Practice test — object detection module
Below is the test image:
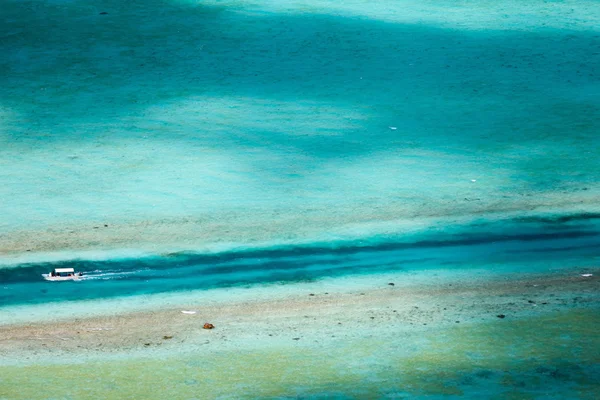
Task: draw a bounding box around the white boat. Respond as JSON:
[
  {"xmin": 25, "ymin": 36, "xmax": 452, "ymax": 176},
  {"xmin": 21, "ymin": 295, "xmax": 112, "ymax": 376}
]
[{"xmin": 42, "ymin": 267, "xmax": 83, "ymax": 281}]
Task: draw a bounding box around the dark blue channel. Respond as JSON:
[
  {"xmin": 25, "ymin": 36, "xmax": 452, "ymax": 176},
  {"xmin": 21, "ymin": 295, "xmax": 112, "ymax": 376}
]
[{"xmin": 1, "ymin": 216, "xmax": 599, "ymax": 307}]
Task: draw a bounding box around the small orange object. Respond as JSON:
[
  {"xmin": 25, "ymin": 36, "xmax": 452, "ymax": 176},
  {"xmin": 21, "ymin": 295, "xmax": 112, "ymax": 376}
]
[{"xmin": 203, "ymin": 323, "xmax": 214, "ymax": 329}]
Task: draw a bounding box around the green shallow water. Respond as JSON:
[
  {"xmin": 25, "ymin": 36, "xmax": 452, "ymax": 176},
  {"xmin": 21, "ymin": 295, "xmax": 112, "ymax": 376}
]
[{"xmin": 2, "ymin": 309, "xmax": 598, "ymax": 399}]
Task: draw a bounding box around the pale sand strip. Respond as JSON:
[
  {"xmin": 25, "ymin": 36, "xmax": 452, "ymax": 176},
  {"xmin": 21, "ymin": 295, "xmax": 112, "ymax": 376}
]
[
  {"xmin": 2, "ymin": 199, "xmax": 599, "ymax": 264},
  {"xmin": 1, "ymin": 271, "xmax": 597, "ymax": 366}
]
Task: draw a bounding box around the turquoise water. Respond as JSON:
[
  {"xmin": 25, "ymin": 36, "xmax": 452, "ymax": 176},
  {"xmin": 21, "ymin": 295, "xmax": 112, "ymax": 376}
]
[
  {"xmin": 1, "ymin": 0, "xmax": 600, "ymax": 398},
  {"xmin": 1, "ymin": 0, "xmax": 599, "ymax": 244},
  {"xmin": 1, "ymin": 214, "xmax": 600, "ymax": 307}
]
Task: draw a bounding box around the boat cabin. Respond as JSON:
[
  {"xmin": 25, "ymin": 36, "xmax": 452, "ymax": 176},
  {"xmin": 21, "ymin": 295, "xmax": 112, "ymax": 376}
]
[
  {"xmin": 43, "ymin": 267, "xmax": 82, "ymax": 281},
  {"xmin": 52, "ymin": 268, "xmax": 76, "ymax": 277}
]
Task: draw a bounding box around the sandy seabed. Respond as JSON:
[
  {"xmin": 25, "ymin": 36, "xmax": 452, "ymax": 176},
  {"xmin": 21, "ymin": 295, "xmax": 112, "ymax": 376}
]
[{"xmin": 1, "ymin": 269, "xmax": 598, "ymax": 399}]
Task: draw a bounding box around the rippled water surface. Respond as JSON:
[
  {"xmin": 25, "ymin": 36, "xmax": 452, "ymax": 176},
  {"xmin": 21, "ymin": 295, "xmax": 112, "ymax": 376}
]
[{"xmin": 1, "ymin": 0, "xmax": 599, "ymax": 398}]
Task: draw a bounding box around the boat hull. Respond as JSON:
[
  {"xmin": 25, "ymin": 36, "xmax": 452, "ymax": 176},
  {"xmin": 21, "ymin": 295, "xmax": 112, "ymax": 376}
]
[{"xmin": 42, "ymin": 274, "xmax": 81, "ymax": 282}]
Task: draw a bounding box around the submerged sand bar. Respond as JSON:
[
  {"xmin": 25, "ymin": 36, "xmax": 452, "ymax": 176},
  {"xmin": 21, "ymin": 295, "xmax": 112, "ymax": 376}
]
[
  {"xmin": 1, "ymin": 268, "xmax": 599, "ymax": 399},
  {"xmin": 2, "ymin": 269, "xmax": 598, "ymax": 366}
]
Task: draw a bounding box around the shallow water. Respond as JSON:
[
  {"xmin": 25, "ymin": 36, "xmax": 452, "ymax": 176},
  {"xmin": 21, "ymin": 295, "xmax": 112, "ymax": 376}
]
[
  {"xmin": 1, "ymin": 0, "xmax": 599, "ymax": 398},
  {"xmin": 1, "ymin": 215, "xmax": 599, "ymax": 398},
  {"xmin": 1, "ymin": 215, "xmax": 599, "ymax": 308},
  {"xmin": 1, "ymin": 0, "xmax": 599, "ymax": 250},
  {"xmin": 1, "ymin": 309, "xmax": 599, "ymax": 399}
]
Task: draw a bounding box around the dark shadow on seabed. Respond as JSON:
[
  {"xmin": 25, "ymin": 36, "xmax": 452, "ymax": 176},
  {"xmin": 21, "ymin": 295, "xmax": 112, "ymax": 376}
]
[
  {"xmin": 1, "ymin": 0, "xmax": 599, "ymax": 183},
  {"xmin": 265, "ymin": 311, "xmax": 600, "ymax": 399}
]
